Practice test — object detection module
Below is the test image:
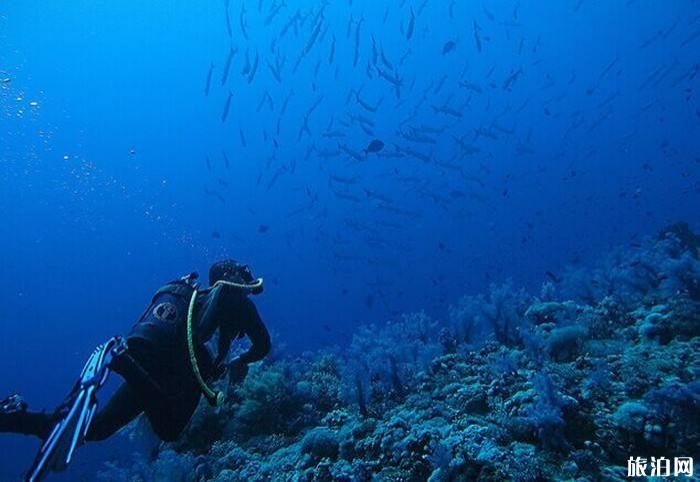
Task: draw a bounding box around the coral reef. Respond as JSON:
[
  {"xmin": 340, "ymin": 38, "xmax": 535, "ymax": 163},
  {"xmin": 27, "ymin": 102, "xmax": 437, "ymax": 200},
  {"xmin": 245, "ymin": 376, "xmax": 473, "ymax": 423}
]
[{"xmin": 99, "ymin": 225, "xmax": 699, "ymax": 481}]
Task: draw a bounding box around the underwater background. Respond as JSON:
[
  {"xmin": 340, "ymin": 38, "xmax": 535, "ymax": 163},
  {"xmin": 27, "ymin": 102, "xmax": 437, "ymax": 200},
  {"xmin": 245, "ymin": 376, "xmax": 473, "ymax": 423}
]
[{"xmin": 1, "ymin": 0, "xmax": 699, "ymax": 480}]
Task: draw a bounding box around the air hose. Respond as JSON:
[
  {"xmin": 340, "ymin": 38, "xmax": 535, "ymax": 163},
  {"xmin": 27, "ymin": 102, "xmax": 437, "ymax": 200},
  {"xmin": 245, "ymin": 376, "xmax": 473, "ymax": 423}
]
[{"xmin": 185, "ymin": 278, "xmax": 264, "ymax": 407}]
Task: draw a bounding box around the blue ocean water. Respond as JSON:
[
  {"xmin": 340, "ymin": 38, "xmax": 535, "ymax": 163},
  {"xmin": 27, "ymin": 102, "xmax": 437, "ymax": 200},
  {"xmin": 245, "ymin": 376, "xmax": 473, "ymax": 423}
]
[{"xmin": 1, "ymin": 0, "xmax": 699, "ymax": 480}]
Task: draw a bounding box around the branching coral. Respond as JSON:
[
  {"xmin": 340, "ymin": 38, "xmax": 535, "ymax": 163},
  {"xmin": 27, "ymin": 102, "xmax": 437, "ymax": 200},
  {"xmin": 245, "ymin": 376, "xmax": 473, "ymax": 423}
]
[
  {"xmin": 345, "ymin": 311, "xmax": 442, "ymax": 413},
  {"xmin": 225, "ymin": 362, "xmax": 305, "ymax": 439},
  {"xmin": 451, "ymin": 281, "xmax": 531, "ymax": 347}
]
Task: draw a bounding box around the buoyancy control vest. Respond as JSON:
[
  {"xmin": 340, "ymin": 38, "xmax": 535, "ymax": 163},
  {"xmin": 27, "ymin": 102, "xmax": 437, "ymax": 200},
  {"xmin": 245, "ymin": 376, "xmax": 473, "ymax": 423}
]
[{"xmin": 124, "ymin": 274, "xmax": 220, "ymax": 401}]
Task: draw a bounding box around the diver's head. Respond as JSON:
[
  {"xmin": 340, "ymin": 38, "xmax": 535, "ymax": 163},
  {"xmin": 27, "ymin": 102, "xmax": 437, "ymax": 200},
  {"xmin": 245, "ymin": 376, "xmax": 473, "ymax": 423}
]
[{"xmin": 209, "ymin": 259, "xmax": 255, "ymax": 287}]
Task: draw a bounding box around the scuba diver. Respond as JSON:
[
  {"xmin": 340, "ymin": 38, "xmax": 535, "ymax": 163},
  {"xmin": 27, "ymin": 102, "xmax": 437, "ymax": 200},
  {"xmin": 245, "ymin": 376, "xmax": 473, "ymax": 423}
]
[{"xmin": 0, "ymin": 259, "xmax": 271, "ymax": 481}]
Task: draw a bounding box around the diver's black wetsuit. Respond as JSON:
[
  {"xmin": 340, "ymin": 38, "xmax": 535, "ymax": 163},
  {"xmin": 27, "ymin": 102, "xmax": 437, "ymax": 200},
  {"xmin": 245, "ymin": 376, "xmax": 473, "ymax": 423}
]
[{"xmin": 0, "ymin": 282, "xmax": 270, "ymax": 442}]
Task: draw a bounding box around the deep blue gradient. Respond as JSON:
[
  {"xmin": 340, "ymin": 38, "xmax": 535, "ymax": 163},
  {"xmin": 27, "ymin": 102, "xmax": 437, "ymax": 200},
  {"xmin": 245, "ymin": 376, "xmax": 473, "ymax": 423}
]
[{"xmin": 1, "ymin": 0, "xmax": 699, "ymax": 479}]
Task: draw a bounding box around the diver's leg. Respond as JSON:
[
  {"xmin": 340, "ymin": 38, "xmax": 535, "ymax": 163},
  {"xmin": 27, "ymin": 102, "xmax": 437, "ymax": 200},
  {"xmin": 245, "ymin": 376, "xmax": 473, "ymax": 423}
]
[
  {"xmin": 0, "ymin": 394, "xmax": 57, "ymax": 438},
  {"xmin": 85, "ymin": 383, "xmax": 144, "ymax": 441},
  {"xmin": 1, "ymin": 384, "xmax": 144, "ymax": 442},
  {"xmin": 0, "ymin": 407, "xmax": 54, "ymax": 439},
  {"xmin": 0, "ymin": 384, "xmax": 141, "ymax": 442}
]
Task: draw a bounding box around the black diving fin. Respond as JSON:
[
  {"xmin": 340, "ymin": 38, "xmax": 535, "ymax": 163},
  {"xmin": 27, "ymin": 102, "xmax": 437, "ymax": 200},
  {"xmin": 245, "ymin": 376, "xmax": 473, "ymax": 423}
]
[
  {"xmin": 25, "ymin": 337, "xmax": 124, "ymax": 482},
  {"xmin": 0, "ymin": 394, "xmax": 27, "ymax": 415}
]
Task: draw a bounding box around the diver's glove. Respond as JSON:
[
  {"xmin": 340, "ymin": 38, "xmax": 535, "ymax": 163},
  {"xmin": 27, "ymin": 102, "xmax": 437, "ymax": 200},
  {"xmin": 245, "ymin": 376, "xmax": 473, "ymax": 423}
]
[{"xmin": 228, "ymin": 358, "xmax": 249, "ymax": 385}]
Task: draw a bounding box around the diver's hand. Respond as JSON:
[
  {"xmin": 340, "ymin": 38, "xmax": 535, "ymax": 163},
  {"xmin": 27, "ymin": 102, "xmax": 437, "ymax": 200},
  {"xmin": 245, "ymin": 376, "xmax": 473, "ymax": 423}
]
[{"xmin": 228, "ymin": 358, "xmax": 249, "ymax": 385}]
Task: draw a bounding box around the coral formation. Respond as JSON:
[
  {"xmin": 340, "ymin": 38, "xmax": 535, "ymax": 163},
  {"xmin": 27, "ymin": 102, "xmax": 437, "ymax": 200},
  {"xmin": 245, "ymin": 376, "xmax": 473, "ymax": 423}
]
[{"xmin": 99, "ymin": 225, "xmax": 699, "ymax": 481}]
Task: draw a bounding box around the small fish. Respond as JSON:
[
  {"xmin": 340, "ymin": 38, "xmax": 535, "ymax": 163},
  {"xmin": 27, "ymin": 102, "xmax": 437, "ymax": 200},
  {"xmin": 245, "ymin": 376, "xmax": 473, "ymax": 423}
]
[
  {"xmin": 363, "ymin": 188, "xmax": 392, "ymax": 204},
  {"xmin": 297, "ymin": 115, "xmax": 311, "ymax": 140},
  {"xmin": 502, "ymin": 67, "xmax": 523, "ymax": 90},
  {"xmin": 268, "ymin": 57, "xmax": 283, "ymax": 84},
  {"xmin": 247, "ymin": 51, "xmax": 259, "ymax": 84},
  {"xmin": 363, "ymin": 139, "xmax": 385, "ymax": 154},
  {"xmin": 681, "ymin": 28, "xmax": 700, "ymax": 47},
  {"xmin": 266, "ymin": 166, "xmax": 287, "ymax": 190},
  {"xmin": 221, "ymin": 91, "xmax": 233, "ymax": 123},
  {"xmin": 280, "ymin": 10, "xmax": 300, "ymax": 37},
  {"xmin": 338, "ymin": 143, "xmax": 364, "ymax": 162},
  {"xmin": 329, "ymin": 34, "xmax": 336, "ymax": 64},
  {"xmin": 442, "ymin": 40, "xmax": 456, "ymax": 55},
  {"xmin": 460, "ymin": 80, "xmax": 483, "ymax": 93},
  {"xmin": 258, "ymin": 224, "xmax": 270, "ymax": 233},
  {"xmin": 241, "ymin": 49, "xmax": 251, "ymax": 76},
  {"xmin": 204, "ymin": 187, "xmax": 226, "ymax": 204},
  {"xmin": 402, "ymin": 129, "xmax": 436, "ymax": 145},
  {"xmin": 406, "ymin": 8, "xmax": 415, "ymax": 40},
  {"xmin": 373, "ymin": 38, "xmax": 386, "ymax": 71},
  {"xmin": 323, "ymin": 130, "xmax": 345, "ymax": 139},
  {"xmin": 358, "ymin": 122, "xmax": 373, "ymax": 136},
  {"xmin": 224, "ymin": 0, "xmax": 232, "ymax": 37},
  {"xmin": 433, "ymin": 74, "xmax": 448, "ymax": 94},
  {"xmin": 353, "ymin": 16, "xmax": 364, "ymax": 67},
  {"xmin": 376, "ymin": 53, "xmax": 392, "ymax": 77},
  {"xmin": 221, "ymin": 46, "xmax": 237, "ymax": 86},
  {"xmin": 333, "ymin": 191, "xmax": 363, "ymax": 203},
  {"xmin": 211, "ymin": 231, "xmax": 221, "ymax": 239},
  {"xmin": 432, "ymin": 104, "xmax": 462, "ymax": 118},
  {"xmin": 303, "ymin": 9, "xmax": 325, "ymax": 55},
  {"xmin": 256, "ymin": 91, "xmax": 268, "ymax": 112},
  {"xmin": 280, "ymin": 89, "xmax": 294, "ymax": 116},
  {"xmin": 222, "ymin": 151, "xmax": 230, "ymax": 169},
  {"xmin": 545, "ymin": 271, "xmax": 561, "ymax": 283},
  {"xmin": 264, "ymin": 0, "xmax": 285, "ymax": 26},
  {"xmin": 599, "ymin": 56, "xmax": 619, "ymax": 80},
  {"xmin": 329, "ymin": 175, "xmax": 359, "ymax": 185},
  {"xmin": 356, "ymin": 92, "xmax": 382, "ymax": 113},
  {"xmin": 375, "ymin": 67, "xmax": 402, "ymax": 88},
  {"xmin": 239, "ymin": 4, "xmax": 249, "ymax": 40},
  {"xmin": 204, "ymin": 62, "xmax": 215, "ymax": 96},
  {"xmin": 349, "ymin": 112, "xmax": 375, "ymax": 128},
  {"xmin": 473, "ymin": 20, "xmax": 482, "ymax": 52}
]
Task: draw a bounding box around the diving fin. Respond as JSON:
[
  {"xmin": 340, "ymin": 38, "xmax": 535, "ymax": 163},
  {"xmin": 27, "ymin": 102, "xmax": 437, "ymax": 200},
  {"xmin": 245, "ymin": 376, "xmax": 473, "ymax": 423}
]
[
  {"xmin": 25, "ymin": 337, "xmax": 124, "ymax": 482},
  {"xmin": 1, "ymin": 394, "xmax": 27, "ymax": 415}
]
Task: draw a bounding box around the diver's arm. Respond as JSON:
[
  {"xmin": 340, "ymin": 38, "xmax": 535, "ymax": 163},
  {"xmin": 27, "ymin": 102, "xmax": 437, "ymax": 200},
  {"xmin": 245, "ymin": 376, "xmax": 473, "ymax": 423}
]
[
  {"xmin": 214, "ymin": 328, "xmax": 233, "ymax": 369},
  {"xmin": 237, "ymin": 298, "xmax": 271, "ymax": 364},
  {"xmin": 202, "ymin": 286, "xmax": 234, "ymax": 373}
]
